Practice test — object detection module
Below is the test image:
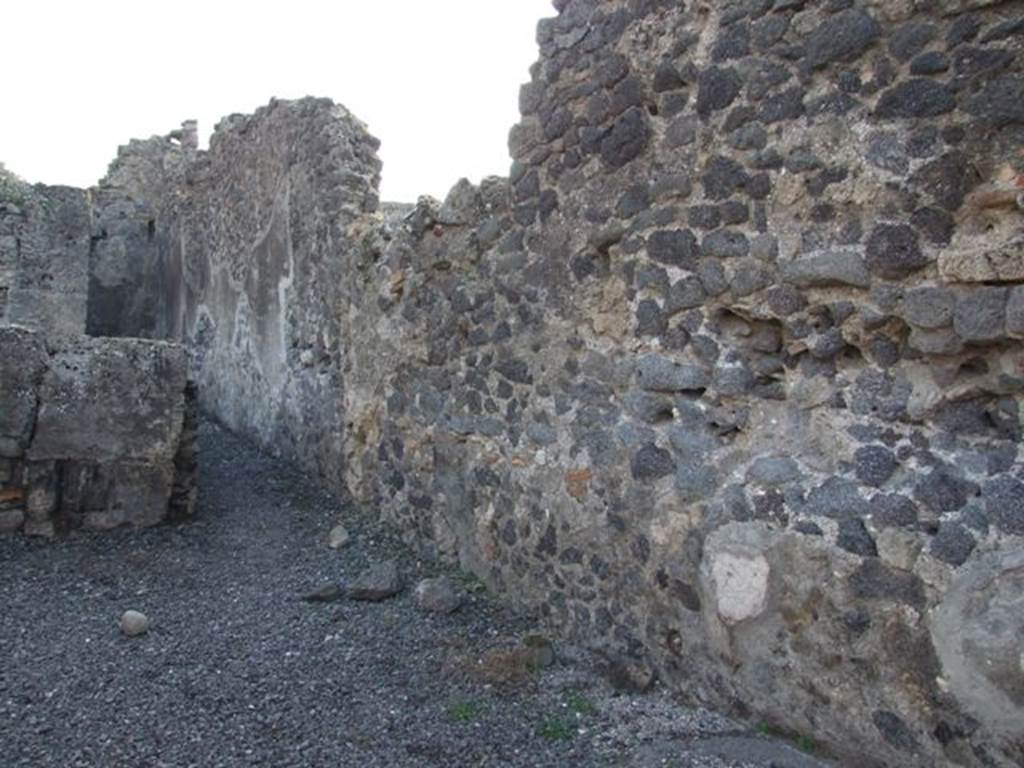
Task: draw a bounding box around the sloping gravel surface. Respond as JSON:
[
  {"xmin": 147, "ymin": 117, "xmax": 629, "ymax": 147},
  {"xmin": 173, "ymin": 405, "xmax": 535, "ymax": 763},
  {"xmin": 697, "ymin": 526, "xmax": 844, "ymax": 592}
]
[{"xmin": 0, "ymin": 420, "xmax": 832, "ymax": 768}]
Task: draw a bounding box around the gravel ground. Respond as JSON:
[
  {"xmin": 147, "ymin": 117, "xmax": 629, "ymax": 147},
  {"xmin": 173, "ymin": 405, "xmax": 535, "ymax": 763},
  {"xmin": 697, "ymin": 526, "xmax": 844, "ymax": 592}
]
[{"xmin": 0, "ymin": 420, "xmax": 832, "ymax": 768}]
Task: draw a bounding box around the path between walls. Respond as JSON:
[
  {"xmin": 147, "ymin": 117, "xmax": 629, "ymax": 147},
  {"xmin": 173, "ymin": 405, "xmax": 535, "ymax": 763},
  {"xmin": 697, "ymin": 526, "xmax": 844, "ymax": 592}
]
[{"xmin": 0, "ymin": 418, "xmax": 830, "ymax": 768}]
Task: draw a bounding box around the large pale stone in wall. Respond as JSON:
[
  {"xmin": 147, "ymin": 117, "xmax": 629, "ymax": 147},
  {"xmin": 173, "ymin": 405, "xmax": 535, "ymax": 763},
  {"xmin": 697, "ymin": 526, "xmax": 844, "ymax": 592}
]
[
  {"xmin": 931, "ymin": 550, "xmax": 1024, "ymax": 742},
  {"xmin": 701, "ymin": 523, "xmax": 772, "ymax": 625},
  {"xmin": 29, "ymin": 337, "xmax": 187, "ymax": 464},
  {"xmin": 938, "ymin": 239, "xmax": 1024, "ymax": 283},
  {"xmin": 938, "ymin": 0, "xmax": 1015, "ymax": 14}
]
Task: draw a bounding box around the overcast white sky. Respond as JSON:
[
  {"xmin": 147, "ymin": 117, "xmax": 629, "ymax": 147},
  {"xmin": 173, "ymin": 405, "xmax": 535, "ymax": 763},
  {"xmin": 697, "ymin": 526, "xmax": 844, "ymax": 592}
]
[{"xmin": 2, "ymin": 1, "xmax": 552, "ymax": 202}]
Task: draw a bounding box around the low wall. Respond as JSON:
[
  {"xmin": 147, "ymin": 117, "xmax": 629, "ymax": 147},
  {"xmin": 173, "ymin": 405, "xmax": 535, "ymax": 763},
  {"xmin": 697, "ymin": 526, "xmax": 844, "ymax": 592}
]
[{"xmin": 0, "ymin": 326, "xmax": 196, "ymax": 536}]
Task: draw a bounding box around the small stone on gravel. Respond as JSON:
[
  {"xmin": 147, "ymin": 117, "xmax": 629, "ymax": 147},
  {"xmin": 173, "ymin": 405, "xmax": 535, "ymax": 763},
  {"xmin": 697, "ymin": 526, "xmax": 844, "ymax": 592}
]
[
  {"xmin": 327, "ymin": 523, "xmax": 350, "ymax": 549},
  {"xmin": 119, "ymin": 610, "xmax": 149, "ymax": 637},
  {"xmin": 300, "ymin": 584, "xmax": 344, "ymax": 603},
  {"xmin": 348, "ymin": 559, "xmax": 402, "ymax": 601},
  {"xmin": 414, "ymin": 576, "xmax": 464, "ymax": 614}
]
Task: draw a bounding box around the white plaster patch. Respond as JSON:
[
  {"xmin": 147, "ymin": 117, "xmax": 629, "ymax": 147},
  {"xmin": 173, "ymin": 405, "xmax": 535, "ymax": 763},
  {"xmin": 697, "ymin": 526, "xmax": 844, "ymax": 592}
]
[{"xmin": 710, "ymin": 551, "xmax": 770, "ymax": 625}]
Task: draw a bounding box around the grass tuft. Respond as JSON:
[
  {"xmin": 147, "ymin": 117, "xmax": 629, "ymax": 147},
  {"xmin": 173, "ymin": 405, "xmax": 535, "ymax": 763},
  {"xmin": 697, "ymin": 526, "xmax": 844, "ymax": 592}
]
[
  {"xmin": 565, "ymin": 693, "xmax": 597, "ymax": 717},
  {"xmin": 539, "ymin": 715, "xmax": 574, "ymax": 741},
  {"xmin": 447, "ymin": 698, "xmax": 484, "ymax": 723}
]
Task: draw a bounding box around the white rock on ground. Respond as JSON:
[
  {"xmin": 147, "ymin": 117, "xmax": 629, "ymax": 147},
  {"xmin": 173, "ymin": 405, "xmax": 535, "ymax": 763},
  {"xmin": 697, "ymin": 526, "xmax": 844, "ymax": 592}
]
[
  {"xmin": 414, "ymin": 576, "xmax": 464, "ymax": 614},
  {"xmin": 327, "ymin": 523, "xmax": 350, "ymax": 549},
  {"xmin": 119, "ymin": 610, "xmax": 149, "ymax": 637}
]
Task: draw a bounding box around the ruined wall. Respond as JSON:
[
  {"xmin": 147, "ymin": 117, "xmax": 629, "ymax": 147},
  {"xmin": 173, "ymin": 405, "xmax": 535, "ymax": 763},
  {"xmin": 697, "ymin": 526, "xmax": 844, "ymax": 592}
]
[
  {"xmin": 0, "ymin": 326, "xmax": 196, "ymax": 536},
  {"xmin": 107, "ymin": 100, "xmax": 383, "ymax": 489},
  {"xmin": 15, "ymin": 0, "xmax": 1021, "ymax": 763},
  {"xmin": 0, "ymin": 176, "xmax": 91, "ymax": 336},
  {"xmin": 86, "ymin": 123, "xmax": 196, "ymax": 339},
  {"xmin": 336, "ymin": 2, "xmax": 1024, "ymax": 766}
]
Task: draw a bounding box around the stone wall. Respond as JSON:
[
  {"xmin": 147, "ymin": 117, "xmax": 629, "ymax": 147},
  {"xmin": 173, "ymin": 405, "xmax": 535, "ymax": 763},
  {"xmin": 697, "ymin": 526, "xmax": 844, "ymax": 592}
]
[
  {"xmin": 4, "ymin": 0, "xmax": 1022, "ymax": 764},
  {"xmin": 98, "ymin": 99, "xmax": 382, "ymax": 490},
  {"xmin": 0, "ymin": 176, "xmax": 91, "ymax": 337},
  {"xmin": 86, "ymin": 124, "xmax": 196, "ymax": 339},
  {"xmin": 335, "ymin": 2, "xmax": 1024, "ymax": 766},
  {"xmin": 0, "ymin": 326, "xmax": 197, "ymax": 535}
]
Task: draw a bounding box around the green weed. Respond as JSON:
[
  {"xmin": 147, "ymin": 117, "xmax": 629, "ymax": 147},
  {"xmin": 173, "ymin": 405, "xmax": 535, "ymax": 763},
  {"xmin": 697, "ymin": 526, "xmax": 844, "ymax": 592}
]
[
  {"xmin": 447, "ymin": 698, "xmax": 484, "ymax": 723},
  {"xmin": 539, "ymin": 715, "xmax": 574, "ymax": 741}
]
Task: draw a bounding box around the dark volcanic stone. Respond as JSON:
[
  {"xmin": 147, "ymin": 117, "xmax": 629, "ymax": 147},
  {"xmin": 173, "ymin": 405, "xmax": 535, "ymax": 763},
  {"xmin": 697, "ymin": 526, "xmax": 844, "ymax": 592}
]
[
  {"xmin": 752, "ymin": 14, "xmax": 789, "ymax": 49},
  {"xmin": 636, "ymin": 355, "xmax": 710, "ymax": 392},
  {"xmin": 888, "ymin": 22, "xmax": 936, "ymax": 62},
  {"xmin": 730, "ymin": 260, "xmax": 773, "ymax": 296},
  {"xmin": 728, "ymin": 123, "xmax": 768, "ymax": 150},
  {"xmin": 875, "ymin": 80, "xmax": 955, "ymax": 119},
  {"xmin": 911, "ymin": 207, "xmax": 955, "ymax": 246},
  {"xmin": 953, "ymin": 287, "xmax": 1008, "ymax": 343},
  {"xmin": 632, "ymin": 443, "xmax": 675, "ymax": 481},
  {"xmin": 871, "ymin": 494, "xmax": 919, "ymax": 529},
  {"xmin": 902, "ymin": 287, "xmax": 954, "ymax": 329},
  {"xmin": 980, "ymin": 16, "xmax": 1024, "ymax": 44},
  {"xmin": 720, "ymin": 200, "xmax": 750, "ymax": 225},
  {"xmin": 865, "ymin": 224, "xmax": 927, "ymax": 279},
  {"xmin": 653, "ymin": 60, "xmax": 684, "ymax": 92},
  {"xmin": 806, "ymin": 476, "xmax": 869, "ymax": 520},
  {"xmin": 701, "ymin": 156, "xmax": 749, "ymax": 201},
  {"xmin": 765, "ymin": 285, "xmax": 807, "ymax": 316},
  {"xmin": 635, "ymin": 300, "xmax": 667, "ymax": 337},
  {"xmin": 929, "ymin": 522, "xmax": 976, "ymax": 567},
  {"xmin": 849, "ymin": 559, "xmax": 925, "ymax": 610},
  {"xmin": 702, "ymin": 229, "xmax": 750, "ymax": 259},
  {"xmin": 911, "ymin": 152, "xmax": 976, "ymax": 211},
  {"xmin": 713, "ymin": 22, "xmax": 751, "ymax": 61},
  {"xmin": 301, "ymin": 585, "xmax": 344, "ymax": 603},
  {"xmin": 837, "ymin": 518, "xmax": 878, "ymax": 557},
  {"xmin": 806, "ymin": 9, "xmax": 882, "ymax": 70},
  {"xmin": 666, "ymin": 277, "xmax": 706, "ymax": 312},
  {"xmin": 689, "ymin": 205, "xmax": 722, "ymax": 230},
  {"xmin": 983, "ymin": 475, "xmax": 1024, "ymax": 535},
  {"xmin": 967, "ymin": 76, "xmax": 1024, "ymax": 127},
  {"xmin": 758, "ymin": 87, "xmax": 806, "ymax": 123},
  {"xmin": 954, "ymin": 47, "xmax": 1015, "ymax": 80},
  {"xmin": 647, "ymin": 229, "xmax": 699, "ymax": 268},
  {"xmin": 698, "ymin": 260, "xmax": 730, "ymax": 296},
  {"xmin": 913, "ymin": 470, "xmax": 977, "ymax": 515},
  {"xmin": 600, "ymin": 107, "xmax": 650, "ymax": 168},
  {"xmin": 744, "ymin": 58, "xmax": 791, "ymax": 100},
  {"xmin": 696, "ymin": 67, "xmax": 742, "ymax": 117},
  {"xmin": 610, "ymin": 76, "xmax": 644, "ymax": 117},
  {"xmin": 855, "ymin": 445, "xmax": 898, "ymax": 487},
  {"xmin": 873, "ymin": 711, "xmax": 920, "ymax": 752},
  {"xmin": 947, "ymin": 14, "xmax": 981, "ymax": 47},
  {"xmin": 746, "ymin": 456, "xmax": 801, "ymax": 487},
  {"xmin": 910, "ymin": 51, "xmax": 950, "ymax": 75},
  {"xmin": 617, "ymin": 184, "xmax": 650, "ymax": 219}
]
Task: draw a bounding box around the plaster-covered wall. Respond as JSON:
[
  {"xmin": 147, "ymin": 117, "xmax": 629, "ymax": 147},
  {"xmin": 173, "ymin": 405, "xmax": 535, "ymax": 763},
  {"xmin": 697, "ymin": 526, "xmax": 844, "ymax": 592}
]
[{"xmin": 100, "ymin": 100, "xmax": 381, "ymax": 490}]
